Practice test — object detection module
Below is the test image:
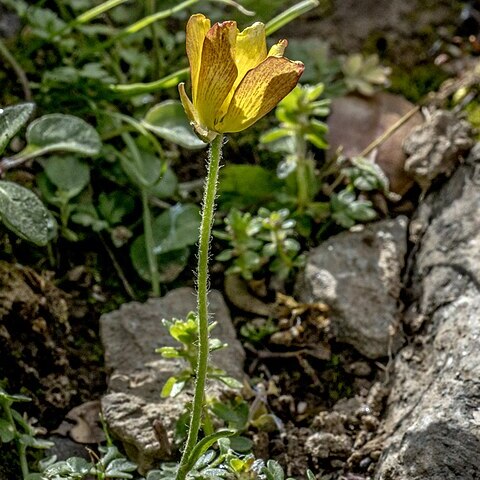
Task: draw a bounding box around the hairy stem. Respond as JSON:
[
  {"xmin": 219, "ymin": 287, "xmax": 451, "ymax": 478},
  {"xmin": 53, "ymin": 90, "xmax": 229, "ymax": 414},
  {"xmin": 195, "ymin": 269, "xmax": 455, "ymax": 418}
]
[{"xmin": 176, "ymin": 134, "xmax": 223, "ymax": 480}]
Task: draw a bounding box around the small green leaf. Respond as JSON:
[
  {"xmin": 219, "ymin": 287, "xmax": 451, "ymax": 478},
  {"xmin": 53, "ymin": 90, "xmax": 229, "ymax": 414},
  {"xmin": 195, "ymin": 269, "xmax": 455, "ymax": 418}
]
[
  {"xmin": 185, "ymin": 430, "xmax": 236, "ymax": 472},
  {"xmin": 143, "ymin": 100, "xmax": 207, "ymax": 150},
  {"xmin": 0, "ymin": 180, "xmax": 54, "ymax": 245},
  {"xmin": 0, "ymin": 419, "xmax": 14, "ymax": 443},
  {"xmin": 43, "ymin": 156, "xmax": 90, "ymax": 197},
  {"xmin": 0, "ymin": 103, "xmax": 35, "ymax": 155},
  {"xmin": 18, "ymin": 114, "xmax": 101, "ymax": 160}
]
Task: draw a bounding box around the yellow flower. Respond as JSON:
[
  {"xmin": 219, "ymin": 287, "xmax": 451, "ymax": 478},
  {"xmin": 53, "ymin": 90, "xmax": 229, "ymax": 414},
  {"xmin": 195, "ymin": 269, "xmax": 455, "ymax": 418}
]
[{"xmin": 178, "ymin": 14, "xmax": 304, "ymax": 142}]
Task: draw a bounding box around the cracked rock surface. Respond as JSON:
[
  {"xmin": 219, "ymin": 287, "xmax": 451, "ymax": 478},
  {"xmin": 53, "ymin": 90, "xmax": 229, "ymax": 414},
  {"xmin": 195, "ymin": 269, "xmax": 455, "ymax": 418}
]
[
  {"xmin": 375, "ymin": 144, "xmax": 480, "ymax": 479},
  {"xmin": 297, "ymin": 217, "xmax": 408, "ymax": 359},
  {"xmin": 100, "ymin": 288, "xmax": 245, "ymax": 473}
]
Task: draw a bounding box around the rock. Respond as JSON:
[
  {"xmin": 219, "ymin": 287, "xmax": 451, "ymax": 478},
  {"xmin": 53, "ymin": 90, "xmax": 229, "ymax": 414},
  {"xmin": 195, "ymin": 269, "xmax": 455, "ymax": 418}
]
[
  {"xmin": 375, "ymin": 144, "xmax": 480, "ymax": 479},
  {"xmin": 403, "ymin": 110, "xmax": 474, "ymax": 190},
  {"xmin": 297, "ymin": 217, "xmax": 407, "ymax": 359},
  {"xmin": 100, "ymin": 287, "xmax": 245, "ymax": 473},
  {"xmin": 305, "ymin": 432, "xmax": 352, "ymax": 459},
  {"xmin": 327, "ymin": 92, "xmax": 423, "ymax": 195}
]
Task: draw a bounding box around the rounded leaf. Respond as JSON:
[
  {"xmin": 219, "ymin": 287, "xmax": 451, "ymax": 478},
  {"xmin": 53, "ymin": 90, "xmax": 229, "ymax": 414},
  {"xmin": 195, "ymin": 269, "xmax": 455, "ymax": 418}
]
[
  {"xmin": 0, "ymin": 180, "xmax": 54, "ymax": 245},
  {"xmin": 25, "ymin": 114, "xmax": 101, "ymax": 157},
  {"xmin": 0, "ymin": 103, "xmax": 35, "ymax": 155},
  {"xmin": 143, "ymin": 100, "xmax": 207, "ymax": 150}
]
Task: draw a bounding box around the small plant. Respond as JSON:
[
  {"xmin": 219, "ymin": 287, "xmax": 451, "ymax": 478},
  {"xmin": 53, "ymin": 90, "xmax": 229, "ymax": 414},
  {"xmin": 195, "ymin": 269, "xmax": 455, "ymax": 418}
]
[
  {"xmin": 342, "ymin": 53, "xmax": 391, "ymax": 96},
  {"xmin": 40, "ymin": 445, "xmax": 137, "ymax": 480},
  {"xmin": 147, "ymin": 438, "xmax": 314, "ymax": 480},
  {"xmin": 0, "ymin": 103, "xmax": 101, "ymax": 245},
  {"xmin": 158, "ymin": 313, "xmax": 243, "ymax": 399},
  {"xmin": 260, "ymin": 82, "xmax": 330, "ymax": 212},
  {"xmin": 215, "ymin": 208, "xmax": 304, "ymax": 281},
  {"xmin": 0, "ymin": 386, "xmax": 53, "ymax": 479}
]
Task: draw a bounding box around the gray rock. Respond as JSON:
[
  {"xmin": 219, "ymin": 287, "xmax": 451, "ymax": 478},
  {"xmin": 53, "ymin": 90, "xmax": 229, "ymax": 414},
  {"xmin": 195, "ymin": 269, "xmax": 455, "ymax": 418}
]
[
  {"xmin": 403, "ymin": 110, "xmax": 473, "ymax": 191},
  {"xmin": 100, "ymin": 287, "xmax": 245, "ymax": 473},
  {"xmin": 297, "ymin": 218, "xmax": 407, "ymax": 359},
  {"xmin": 375, "ymin": 144, "xmax": 480, "ymax": 479}
]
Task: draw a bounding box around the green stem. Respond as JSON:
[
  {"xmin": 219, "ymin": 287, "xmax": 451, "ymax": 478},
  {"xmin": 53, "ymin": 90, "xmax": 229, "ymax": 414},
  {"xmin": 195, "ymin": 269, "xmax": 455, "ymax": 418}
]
[
  {"xmin": 1, "ymin": 402, "xmax": 29, "ymax": 478},
  {"xmin": 147, "ymin": 0, "xmax": 162, "ymax": 80},
  {"xmin": 295, "ymin": 131, "xmax": 309, "ymax": 212},
  {"xmin": 176, "ymin": 134, "xmax": 223, "ymax": 480},
  {"xmin": 141, "ymin": 188, "xmax": 160, "ymax": 296}
]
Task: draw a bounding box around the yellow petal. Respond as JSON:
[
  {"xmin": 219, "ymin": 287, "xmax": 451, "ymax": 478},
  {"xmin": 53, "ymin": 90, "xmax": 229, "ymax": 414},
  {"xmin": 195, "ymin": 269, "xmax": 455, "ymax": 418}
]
[
  {"xmin": 178, "ymin": 82, "xmax": 197, "ymax": 123},
  {"xmin": 268, "ymin": 39, "xmax": 288, "ymax": 57},
  {"xmin": 216, "ymin": 56, "xmax": 304, "ymax": 133},
  {"xmin": 218, "ymin": 22, "xmax": 268, "ymax": 118},
  {"xmin": 186, "ymin": 14, "xmax": 211, "ymax": 104},
  {"xmin": 235, "ymin": 22, "xmax": 267, "ymax": 82},
  {"xmin": 196, "ymin": 21, "xmax": 238, "ymax": 131}
]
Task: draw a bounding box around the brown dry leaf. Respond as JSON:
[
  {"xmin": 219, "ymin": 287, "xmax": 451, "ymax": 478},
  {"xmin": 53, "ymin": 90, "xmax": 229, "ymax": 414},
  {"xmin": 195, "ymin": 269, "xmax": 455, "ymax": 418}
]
[{"xmin": 65, "ymin": 400, "xmax": 105, "ymax": 444}]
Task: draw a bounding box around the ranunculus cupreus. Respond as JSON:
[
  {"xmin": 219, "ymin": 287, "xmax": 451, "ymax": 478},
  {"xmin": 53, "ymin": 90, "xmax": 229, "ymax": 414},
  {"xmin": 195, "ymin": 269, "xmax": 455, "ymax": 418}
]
[{"xmin": 179, "ymin": 14, "xmax": 304, "ymax": 142}]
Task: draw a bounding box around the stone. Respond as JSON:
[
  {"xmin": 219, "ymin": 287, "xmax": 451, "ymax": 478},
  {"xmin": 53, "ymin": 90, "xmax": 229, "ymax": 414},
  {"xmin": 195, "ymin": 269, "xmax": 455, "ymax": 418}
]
[
  {"xmin": 297, "ymin": 217, "xmax": 407, "ymax": 359},
  {"xmin": 305, "ymin": 432, "xmax": 352, "ymax": 459},
  {"xmin": 403, "ymin": 109, "xmax": 474, "ymax": 190},
  {"xmin": 100, "ymin": 287, "xmax": 245, "ymax": 473},
  {"xmin": 374, "ymin": 144, "xmax": 480, "ymax": 479},
  {"xmin": 327, "ymin": 92, "xmax": 423, "ymax": 195}
]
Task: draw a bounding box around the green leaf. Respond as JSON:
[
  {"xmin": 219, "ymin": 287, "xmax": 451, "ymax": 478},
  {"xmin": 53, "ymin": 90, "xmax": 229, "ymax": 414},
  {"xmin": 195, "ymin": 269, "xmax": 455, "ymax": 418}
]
[
  {"xmin": 0, "ymin": 180, "xmax": 54, "ymax": 245},
  {"xmin": 263, "ymin": 460, "xmax": 285, "ymax": 480},
  {"xmin": 0, "ymin": 103, "xmax": 34, "ymax": 155},
  {"xmin": 149, "ymin": 166, "xmax": 178, "ymax": 199},
  {"xmin": 98, "ymin": 191, "xmax": 134, "ymax": 225},
  {"xmin": 119, "ymin": 150, "xmax": 162, "ymax": 189},
  {"xmin": 43, "ymin": 156, "xmax": 90, "ymax": 197},
  {"xmin": 143, "ymin": 100, "xmax": 207, "ymax": 150},
  {"xmin": 0, "ymin": 418, "xmax": 14, "ymax": 443},
  {"xmin": 18, "ymin": 114, "xmax": 101, "ymax": 160},
  {"xmin": 259, "ymin": 127, "xmax": 292, "ymax": 144},
  {"xmin": 161, "ymin": 376, "xmax": 178, "ymax": 398},
  {"xmin": 130, "ymin": 243, "xmax": 189, "ymax": 283},
  {"xmin": 104, "ymin": 457, "xmax": 137, "ymax": 477},
  {"xmin": 219, "ymin": 165, "xmax": 282, "ymax": 210},
  {"xmin": 185, "ymin": 430, "xmax": 236, "ymax": 472},
  {"xmin": 210, "ymin": 400, "xmax": 249, "ymax": 430},
  {"xmin": 229, "ymin": 436, "xmax": 253, "ymax": 453}
]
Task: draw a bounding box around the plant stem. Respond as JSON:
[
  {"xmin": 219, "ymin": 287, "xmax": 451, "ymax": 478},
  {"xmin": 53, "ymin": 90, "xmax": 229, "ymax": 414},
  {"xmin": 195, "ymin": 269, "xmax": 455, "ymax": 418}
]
[
  {"xmin": 147, "ymin": 0, "xmax": 162, "ymax": 80},
  {"xmin": 1, "ymin": 402, "xmax": 29, "ymax": 479},
  {"xmin": 176, "ymin": 134, "xmax": 223, "ymax": 480},
  {"xmin": 141, "ymin": 188, "xmax": 160, "ymax": 296},
  {"xmin": 295, "ymin": 131, "xmax": 309, "ymax": 212}
]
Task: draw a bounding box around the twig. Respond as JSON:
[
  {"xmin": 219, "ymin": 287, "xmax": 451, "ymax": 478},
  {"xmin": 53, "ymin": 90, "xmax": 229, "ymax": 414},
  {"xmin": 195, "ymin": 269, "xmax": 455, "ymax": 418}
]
[
  {"xmin": 99, "ymin": 233, "xmax": 137, "ymax": 300},
  {"xmin": 359, "ymin": 105, "xmax": 421, "ymax": 158}
]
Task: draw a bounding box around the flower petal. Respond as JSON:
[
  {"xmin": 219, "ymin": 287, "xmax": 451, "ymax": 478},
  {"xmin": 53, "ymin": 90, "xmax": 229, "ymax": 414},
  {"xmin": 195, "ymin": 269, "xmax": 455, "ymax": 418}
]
[
  {"xmin": 217, "ymin": 56, "xmax": 304, "ymax": 133},
  {"xmin": 196, "ymin": 21, "xmax": 238, "ymax": 130},
  {"xmin": 178, "ymin": 82, "xmax": 197, "ymax": 123},
  {"xmin": 218, "ymin": 22, "xmax": 268, "ymax": 118},
  {"xmin": 186, "ymin": 14, "xmax": 211, "ymax": 104},
  {"xmin": 268, "ymin": 39, "xmax": 288, "ymax": 57}
]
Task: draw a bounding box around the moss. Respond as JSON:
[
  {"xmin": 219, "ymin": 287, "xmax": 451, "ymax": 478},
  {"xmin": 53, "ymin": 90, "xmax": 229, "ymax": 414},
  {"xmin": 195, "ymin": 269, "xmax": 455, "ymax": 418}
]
[
  {"xmin": 389, "ymin": 64, "xmax": 450, "ymax": 103},
  {"xmin": 465, "ymin": 102, "xmax": 480, "ymax": 138}
]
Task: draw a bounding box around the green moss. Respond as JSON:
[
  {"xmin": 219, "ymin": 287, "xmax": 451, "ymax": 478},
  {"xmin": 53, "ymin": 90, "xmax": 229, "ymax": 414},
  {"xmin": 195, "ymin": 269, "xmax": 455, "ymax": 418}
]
[
  {"xmin": 389, "ymin": 64, "xmax": 450, "ymax": 103},
  {"xmin": 466, "ymin": 102, "xmax": 480, "ymax": 138}
]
